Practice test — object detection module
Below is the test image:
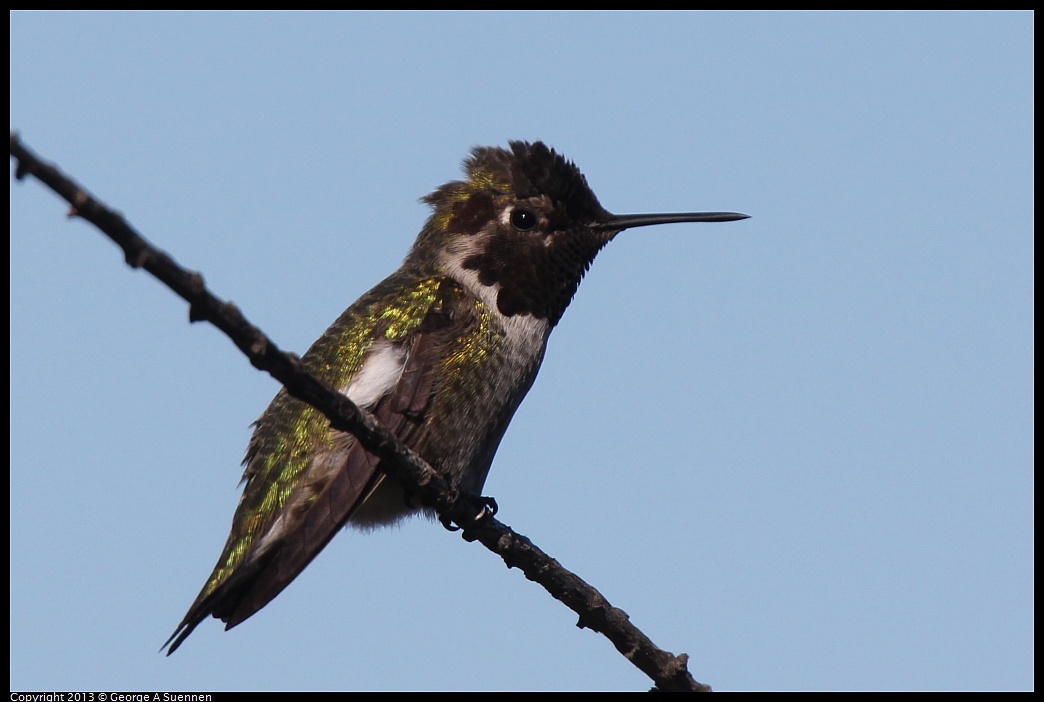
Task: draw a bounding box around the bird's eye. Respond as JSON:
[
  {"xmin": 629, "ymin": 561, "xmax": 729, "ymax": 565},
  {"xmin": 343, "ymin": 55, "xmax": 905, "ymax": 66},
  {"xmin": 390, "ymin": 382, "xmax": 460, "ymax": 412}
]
[{"xmin": 510, "ymin": 208, "xmax": 537, "ymax": 231}]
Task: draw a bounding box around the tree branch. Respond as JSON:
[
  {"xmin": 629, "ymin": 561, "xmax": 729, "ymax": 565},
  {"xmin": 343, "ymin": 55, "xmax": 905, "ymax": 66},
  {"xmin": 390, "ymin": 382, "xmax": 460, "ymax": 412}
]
[{"xmin": 10, "ymin": 132, "xmax": 710, "ymax": 692}]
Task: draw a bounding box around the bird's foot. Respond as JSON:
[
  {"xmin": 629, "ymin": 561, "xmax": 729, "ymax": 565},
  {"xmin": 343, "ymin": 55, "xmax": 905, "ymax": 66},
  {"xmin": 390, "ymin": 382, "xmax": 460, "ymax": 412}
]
[{"xmin": 440, "ymin": 495, "xmax": 498, "ymax": 532}]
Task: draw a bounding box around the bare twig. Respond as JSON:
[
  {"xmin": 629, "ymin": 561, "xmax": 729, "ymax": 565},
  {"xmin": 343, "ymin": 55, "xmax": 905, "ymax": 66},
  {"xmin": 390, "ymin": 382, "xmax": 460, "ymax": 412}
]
[{"xmin": 10, "ymin": 132, "xmax": 710, "ymax": 692}]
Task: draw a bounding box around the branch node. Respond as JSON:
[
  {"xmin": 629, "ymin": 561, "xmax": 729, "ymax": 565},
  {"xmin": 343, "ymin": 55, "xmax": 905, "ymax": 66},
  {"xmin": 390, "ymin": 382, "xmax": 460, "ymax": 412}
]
[
  {"xmin": 126, "ymin": 247, "xmax": 150, "ymax": 269},
  {"xmin": 188, "ymin": 271, "xmax": 206, "ymax": 293},
  {"xmin": 576, "ymin": 605, "xmax": 608, "ymax": 631},
  {"xmin": 249, "ymin": 334, "xmax": 269, "ymax": 358},
  {"xmin": 67, "ymin": 190, "xmax": 90, "ymax": 219},
  {"xmin": 284, "ymin": 351, "xmax": 303, "ymax": 369}
]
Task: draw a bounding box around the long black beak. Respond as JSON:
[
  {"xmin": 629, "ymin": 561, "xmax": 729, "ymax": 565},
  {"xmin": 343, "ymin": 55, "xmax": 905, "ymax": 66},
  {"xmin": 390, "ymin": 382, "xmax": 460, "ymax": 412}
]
[{"xmin": 593, "ymin": 211, "xmax": 750, "ymax": 232}]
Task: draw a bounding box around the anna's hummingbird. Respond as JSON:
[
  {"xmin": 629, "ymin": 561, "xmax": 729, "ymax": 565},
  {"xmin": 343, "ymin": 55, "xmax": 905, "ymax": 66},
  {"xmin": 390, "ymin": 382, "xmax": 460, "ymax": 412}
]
[{"xmin": 165, "ymin": 141, "xmax": 747, "ymax": 652}]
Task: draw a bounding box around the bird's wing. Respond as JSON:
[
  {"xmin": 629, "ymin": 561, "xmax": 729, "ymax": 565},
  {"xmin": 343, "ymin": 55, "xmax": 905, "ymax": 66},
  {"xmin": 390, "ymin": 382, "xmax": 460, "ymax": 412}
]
[{"xmin": 165, "ymin": 276, "xmax": 468, "ymax": 653}]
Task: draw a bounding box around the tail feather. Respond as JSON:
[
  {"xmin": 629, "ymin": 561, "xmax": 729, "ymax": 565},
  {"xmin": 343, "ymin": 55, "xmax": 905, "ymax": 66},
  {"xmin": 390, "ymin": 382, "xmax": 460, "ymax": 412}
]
[{"xmin": 163, "ymin": 439, "xmax": 387, "ymax": 653}]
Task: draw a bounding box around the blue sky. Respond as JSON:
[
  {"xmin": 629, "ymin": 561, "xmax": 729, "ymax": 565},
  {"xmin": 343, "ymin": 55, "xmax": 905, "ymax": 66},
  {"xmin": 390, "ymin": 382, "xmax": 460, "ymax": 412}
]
[{"xmin": 10, "ymin": 11, "xmax": 1032, "ymax": 692}]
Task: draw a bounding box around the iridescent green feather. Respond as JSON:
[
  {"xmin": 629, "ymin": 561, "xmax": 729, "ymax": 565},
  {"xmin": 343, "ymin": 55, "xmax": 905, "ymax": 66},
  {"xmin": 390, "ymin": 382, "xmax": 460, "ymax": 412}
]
[{"xmin": 199, "ymin": 276, "xmax": 444, "ymax": 597}]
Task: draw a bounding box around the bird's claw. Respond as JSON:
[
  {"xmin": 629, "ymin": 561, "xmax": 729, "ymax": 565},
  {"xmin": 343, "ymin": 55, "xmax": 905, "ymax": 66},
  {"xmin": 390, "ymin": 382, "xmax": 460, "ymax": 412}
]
[{"xmin": 440, "ymin": 495, "xmax": 498, "ymax": 532}]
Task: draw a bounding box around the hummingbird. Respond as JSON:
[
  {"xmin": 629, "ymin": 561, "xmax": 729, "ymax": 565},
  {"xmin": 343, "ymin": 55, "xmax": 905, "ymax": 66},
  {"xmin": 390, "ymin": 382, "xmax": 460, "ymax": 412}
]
[{"xmin": 164, "ymin": 141, "xmax": 747, "ymax": 653}]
